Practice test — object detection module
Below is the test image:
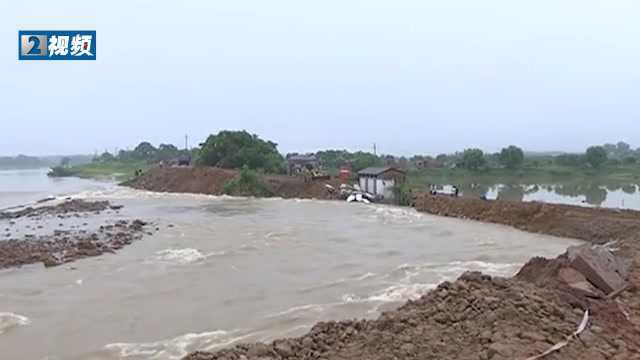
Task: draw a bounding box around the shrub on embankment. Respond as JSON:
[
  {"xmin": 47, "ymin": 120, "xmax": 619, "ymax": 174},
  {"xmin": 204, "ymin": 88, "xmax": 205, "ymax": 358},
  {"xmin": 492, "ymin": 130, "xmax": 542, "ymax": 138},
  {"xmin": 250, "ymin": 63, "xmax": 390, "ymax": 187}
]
[{"xmin": 222, "ymin": 166, "xmax": 275, "ymax": 197}]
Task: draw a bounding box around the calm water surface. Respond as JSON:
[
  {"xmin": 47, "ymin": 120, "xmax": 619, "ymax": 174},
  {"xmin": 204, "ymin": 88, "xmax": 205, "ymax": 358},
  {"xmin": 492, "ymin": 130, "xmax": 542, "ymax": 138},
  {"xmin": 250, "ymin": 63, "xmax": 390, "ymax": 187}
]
[
  {"xmin": 436, "ymin": 182, "xmax": 640, "ymax": 210},
  {"xmin": 0, "ymin": 170, "xmax": 582, "ymax": 360}
]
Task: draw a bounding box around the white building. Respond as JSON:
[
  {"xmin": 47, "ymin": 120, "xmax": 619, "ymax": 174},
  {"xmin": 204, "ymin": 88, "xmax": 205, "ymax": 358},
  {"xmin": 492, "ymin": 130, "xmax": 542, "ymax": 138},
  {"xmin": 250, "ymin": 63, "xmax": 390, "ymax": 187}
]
[{"xmin": 357, "ymin": 167, "xmax": 407, "ymax": 199}]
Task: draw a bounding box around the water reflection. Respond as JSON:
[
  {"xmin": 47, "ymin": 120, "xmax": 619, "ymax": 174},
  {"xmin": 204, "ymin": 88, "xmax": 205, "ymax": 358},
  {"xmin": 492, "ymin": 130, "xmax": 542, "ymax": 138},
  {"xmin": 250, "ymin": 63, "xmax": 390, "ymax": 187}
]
[{"xmin": 449, "ymin": 182, "xmax": 640, "ymax": 210}]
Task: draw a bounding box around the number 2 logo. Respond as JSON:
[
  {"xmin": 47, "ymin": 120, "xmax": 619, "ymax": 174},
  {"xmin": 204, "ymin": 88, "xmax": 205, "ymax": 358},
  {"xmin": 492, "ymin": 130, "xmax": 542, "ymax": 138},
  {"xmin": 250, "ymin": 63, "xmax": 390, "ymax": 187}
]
[{"xmin": 27, "ymin": 36, "xmax": 41, "ymax": 55}]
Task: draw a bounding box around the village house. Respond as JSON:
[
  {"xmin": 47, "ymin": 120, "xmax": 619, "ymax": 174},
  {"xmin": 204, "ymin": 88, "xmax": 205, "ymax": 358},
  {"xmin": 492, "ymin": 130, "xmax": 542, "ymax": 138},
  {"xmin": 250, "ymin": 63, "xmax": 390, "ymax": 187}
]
[{"xmin": 357, "ymin": 167, "xmax": 406, "ymax": 199}]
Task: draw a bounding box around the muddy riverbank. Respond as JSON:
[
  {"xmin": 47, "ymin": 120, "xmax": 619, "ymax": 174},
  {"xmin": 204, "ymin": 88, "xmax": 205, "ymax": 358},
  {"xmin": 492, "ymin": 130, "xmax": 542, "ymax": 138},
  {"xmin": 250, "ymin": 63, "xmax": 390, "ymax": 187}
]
[{"xmin": 0, "ymin": 199, "xmax": 153, "ymax": 269}]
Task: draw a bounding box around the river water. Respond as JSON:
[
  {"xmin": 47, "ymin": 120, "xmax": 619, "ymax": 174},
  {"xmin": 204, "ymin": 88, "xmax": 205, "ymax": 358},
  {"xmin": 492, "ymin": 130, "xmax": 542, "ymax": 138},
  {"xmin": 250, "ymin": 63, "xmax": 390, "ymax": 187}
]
[{"xmin": 0, "ymin": 169, "xmax": 580, "ymax": 360}]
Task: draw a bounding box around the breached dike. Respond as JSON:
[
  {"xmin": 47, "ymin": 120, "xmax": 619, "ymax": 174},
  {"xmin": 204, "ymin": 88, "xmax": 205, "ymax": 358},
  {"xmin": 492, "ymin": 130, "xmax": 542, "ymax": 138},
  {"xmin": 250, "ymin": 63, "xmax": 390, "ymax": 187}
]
[
  {"xmin": 120, "ymin": 168, "xmax": 640, "ymax": 359},
  {"xmin": 183, "ymin": 202, "xmax": 640, "ymax": 358}
]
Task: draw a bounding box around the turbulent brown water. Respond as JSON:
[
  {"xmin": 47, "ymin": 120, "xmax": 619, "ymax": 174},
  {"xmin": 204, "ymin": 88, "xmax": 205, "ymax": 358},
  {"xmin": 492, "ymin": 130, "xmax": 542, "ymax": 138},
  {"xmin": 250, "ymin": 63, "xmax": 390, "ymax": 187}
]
[{"xmin": 0, "ymin": 170, "xmax": 580, "ymax": 360}]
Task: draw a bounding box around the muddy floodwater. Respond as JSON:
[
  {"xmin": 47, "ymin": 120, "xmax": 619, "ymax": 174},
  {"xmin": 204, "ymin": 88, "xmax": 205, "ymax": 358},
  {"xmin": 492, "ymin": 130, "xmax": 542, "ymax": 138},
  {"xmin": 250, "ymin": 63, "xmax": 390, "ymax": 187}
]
[{"xmin": 0, "ymin": 170, "xmax": 581, "ymax": 360}]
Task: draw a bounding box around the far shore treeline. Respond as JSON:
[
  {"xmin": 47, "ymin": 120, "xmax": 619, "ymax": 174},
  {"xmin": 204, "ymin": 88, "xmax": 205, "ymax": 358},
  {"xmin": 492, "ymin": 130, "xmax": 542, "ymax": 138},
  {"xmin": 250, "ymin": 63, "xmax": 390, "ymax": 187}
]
[{"xmin": 40, "ymin": 130, "xmax": 640, "ymax": 184}]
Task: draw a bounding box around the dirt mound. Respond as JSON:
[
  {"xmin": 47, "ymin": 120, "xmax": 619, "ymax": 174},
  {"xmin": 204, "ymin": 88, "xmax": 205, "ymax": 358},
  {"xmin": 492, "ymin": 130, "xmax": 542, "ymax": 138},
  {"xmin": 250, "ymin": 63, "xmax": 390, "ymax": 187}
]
[
  {"xmin": 0, "ymin": 219, "xmax": 149, "ymax": 269},
  {"xmin": 0, "ymin": 200, "xmax": 153, "ymax": 269},
  {"xmin": 186, "ymin": 272, "xmax": 639, "ymax": 360},
  {"xmin": 125, "ymin": 167, "xmax": 341, "ymax": 200},
  {"xmin": 261, "ymin": 175, "xmax": 341, "ymax": 199},
  {"xmin": 0, "ymin": 199, "xmax": 113, "ymax": 220},
  {"xmin": 124, "ymin": 167, "xmax": 239, "ymax": 195},
  {"xmin": 184, "ymin": 194, "xmax": 640, "ymax": 360},
  {"xmin": 413, "ymin": 194, "xmax": 640, "ymax": 243}
]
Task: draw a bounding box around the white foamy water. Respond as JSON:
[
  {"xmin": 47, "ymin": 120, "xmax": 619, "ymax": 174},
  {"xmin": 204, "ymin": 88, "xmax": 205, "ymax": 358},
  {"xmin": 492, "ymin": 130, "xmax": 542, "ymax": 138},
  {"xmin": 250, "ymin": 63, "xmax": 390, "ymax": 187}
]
[
  {"xmin": 104, "ymin": 330, "xmax": 248, "ymax": 360},
  {"xmin": 149, "ymin": 248, "xmax": 226, "ymax": 265},
  {"xmin": 0, "ymin": 170, "xmax": 582, "ymax": 360},
  {"xmin": 0, "ymin": 312, "xmax": 31, "ymax": 335}
]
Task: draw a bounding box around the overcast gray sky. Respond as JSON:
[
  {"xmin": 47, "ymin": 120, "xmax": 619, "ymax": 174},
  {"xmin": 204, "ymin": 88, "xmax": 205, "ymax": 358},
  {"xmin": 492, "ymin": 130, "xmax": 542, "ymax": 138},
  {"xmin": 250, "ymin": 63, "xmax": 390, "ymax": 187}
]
[{"xmin": 2, "ymin": 1, "xmax": 639, "ymax": 156}]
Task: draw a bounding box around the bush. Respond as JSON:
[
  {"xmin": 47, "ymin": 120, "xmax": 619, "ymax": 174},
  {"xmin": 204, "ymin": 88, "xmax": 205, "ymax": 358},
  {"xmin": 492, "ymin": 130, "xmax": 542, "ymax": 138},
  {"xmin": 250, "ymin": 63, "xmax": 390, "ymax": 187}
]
[
  {"xmin": 222, "ymin": 166, "xmax": 274, "ymax": 197},
  {"xmin": 392, "ymin": 183, "xmax": 413, "ymax": 206}
]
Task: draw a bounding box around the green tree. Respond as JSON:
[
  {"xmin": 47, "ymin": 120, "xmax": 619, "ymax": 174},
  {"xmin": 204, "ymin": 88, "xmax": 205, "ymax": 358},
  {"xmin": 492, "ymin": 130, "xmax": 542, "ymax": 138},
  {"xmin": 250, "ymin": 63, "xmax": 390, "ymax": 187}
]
[
  {"xmin": 498, "ymin": 145, "xmax": 524, "ymax": 169},
  {"xmin": 459, "ymin": 148, "xmax": 486, "ymax": 170},
  {"xmin": 60, "ymin": 157, "xmax": 71, "ymax": 167},
  {"xmin": 314, "ymin": 149, "xmax": 383, "ymax": 172},
  {"xmin": 156, "ymin": 144, "xmax": 180, "ymax": 161},
  {"xmin": 97, "ymin": 152, "xmax": 115, "ymax": 162},
  {"xmin": 132, "ymin": 142, "xmax": 158, "ymax": 161},
  {"xmin": 554, "ymin": 154, "xmax": 585, "ymax": 167},
  {"xmin": 196, "ymin": 130, "xmax": 285, "ymax": 173},
  {"xmin": 623, "ymin": 156, "xmax": 637, "ymax": 165},
  {"xmin": 350, "ymin": 151, "xmax": 383, "ymax": 172},
  {"xmin": 585, "ymin": 146, "xmax": 607, "ymax": 168}
]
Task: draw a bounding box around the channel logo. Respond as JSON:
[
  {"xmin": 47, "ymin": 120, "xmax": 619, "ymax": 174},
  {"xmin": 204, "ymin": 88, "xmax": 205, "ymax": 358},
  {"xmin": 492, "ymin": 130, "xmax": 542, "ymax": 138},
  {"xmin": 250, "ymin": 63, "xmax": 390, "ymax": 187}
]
[{"xmin": 19, "ymin": 31, "xmax": 96, "ymax": 60}]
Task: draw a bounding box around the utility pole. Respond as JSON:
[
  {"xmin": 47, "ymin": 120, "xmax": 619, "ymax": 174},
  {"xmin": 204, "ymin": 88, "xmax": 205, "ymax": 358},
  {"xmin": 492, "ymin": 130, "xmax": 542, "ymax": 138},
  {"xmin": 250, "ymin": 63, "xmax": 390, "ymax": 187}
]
[
  {"xmin": 185, "ymin": 134, "xmax": 189, "ymax": 151},
  {"xmin": 373, "ymin": 143, "xmax": 377, "ymax": 155}
]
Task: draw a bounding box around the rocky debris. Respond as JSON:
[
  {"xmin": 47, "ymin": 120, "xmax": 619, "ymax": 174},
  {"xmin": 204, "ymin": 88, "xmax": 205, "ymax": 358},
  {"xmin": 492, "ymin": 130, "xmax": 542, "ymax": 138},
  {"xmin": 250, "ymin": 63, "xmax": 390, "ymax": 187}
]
[
  {"xmin": 558, "ymin": 267, "xmax": 601, "ymax": 298},
  {"xmin": 0, "ymin": 201, "xmax": 153, "ymax": 269},
  {"xmin": 0, "ymin": 199, "xmax": 113, "ymax": 220},
  {"xmin": 36, "ymin": 196, "xmax": 56, "ymax": 204},
  {"xmin": 568, "ymin": 245, "xmax": 628, "ymax": 295},
  {"xmin": 517, "ymin": 243, "xmax": 629, "ymax": 301},
  {"xmin": 0, "ymin": 219, "xmax": 150, "ymax": 269},
  {"xmin": 185, "ymin": 272, "xmax": 639, "ymax": 360}
]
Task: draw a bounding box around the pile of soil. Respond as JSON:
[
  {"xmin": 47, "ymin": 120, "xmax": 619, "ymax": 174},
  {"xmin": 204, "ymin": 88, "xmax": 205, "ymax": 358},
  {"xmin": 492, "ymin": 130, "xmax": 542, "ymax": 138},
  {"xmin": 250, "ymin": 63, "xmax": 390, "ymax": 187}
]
[
  {"xmin": 412, "ymin": 194, "xmax": 640, "ymax": 243},
  {"xmin": 185, "ymin": 194, "xmax": 640, "ymax": 360},
  {"xmin": 187, "ymin": 272, "xmax": 638, "ymax": 360},
  {"xmin": 0, "ymin": 200, "xmax": 153, "ymax": 269},
  {"xmin": 125, "ymin": 167, "xmax": 341, "ymax": 200},
  {"xmin": 124, "ymin": 167, "xmax": 239, "ymax": 195},
  {"xmin": 261, "ymin": 175, "xmax": 342, "ymax": 200},
  {"xmin": 0, "ymin": 199, "xmax": 115, "ymax": 220},
  {"xmin": 0, "ymin": 219, "xmax": 148, "ymax": 268}
]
